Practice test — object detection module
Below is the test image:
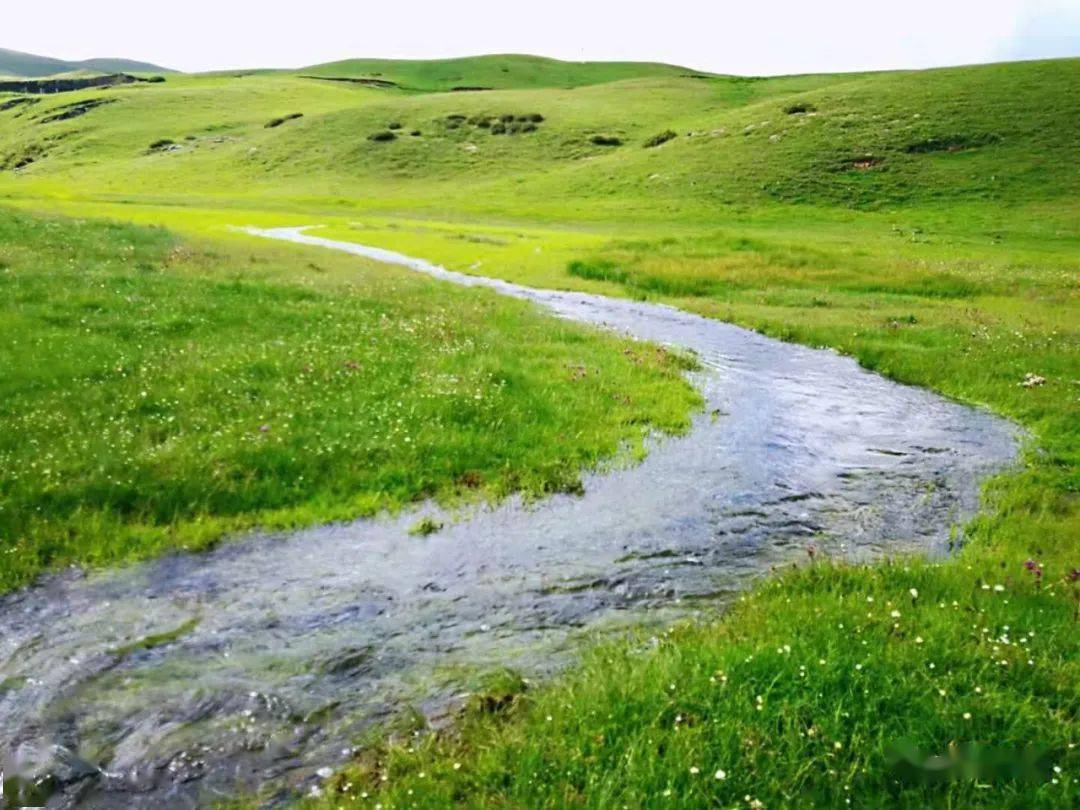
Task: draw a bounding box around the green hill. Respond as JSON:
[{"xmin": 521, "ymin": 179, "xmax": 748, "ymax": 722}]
[
  {"xmin": 0, "ymin": 46, "xmax": 173, "ymax": 77},
  {"xmin": 1, "ymin": 58, "xmax": 1074, "ymax": 216},
  {"xmin": 0, "ymin": 47, "xmax": 75, "ymax": 77},
  {"xmin": 299, "ymin": 52, "xmax": 701, "ymax": 91}
]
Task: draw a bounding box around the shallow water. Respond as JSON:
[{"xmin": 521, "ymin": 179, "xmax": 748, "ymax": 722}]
[{"xmin": 0, "ymin": 228, "xmax": 1018, "ymax": 807}]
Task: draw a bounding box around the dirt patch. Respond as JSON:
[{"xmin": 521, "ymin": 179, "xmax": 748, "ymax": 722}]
[
  {"xmin": 264, "ymin": 113, "xmax": 303, "ymax": 129},
  {"xmin": 300, "ymin": 75, "xmax": 399, "ymax": 89},
  {"xmin": 590, "ymin": 134, "xmax": 622, "ymax": 146},
  {"xmin": 0, "ymin": 73, "xmax": 144, "ymax": 95},
  {"xmin": 0, "ymin": 97, "xmax": 39, "ymax": 113},
  {"xmin": 37, "ymin": 98, "xmax": 115, "ymax": 124},
  {"xmin": 1, "ymin": 143, "xmax": 46, "ymax": 171},
  {"xmin": 848, "ymin": 155, "xmax": 884, "ymax": 171}
]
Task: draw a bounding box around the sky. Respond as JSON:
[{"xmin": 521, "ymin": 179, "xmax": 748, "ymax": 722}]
[{"xmin": 3, "ymin": 0, "xmax": 1078, "ymax": 75}]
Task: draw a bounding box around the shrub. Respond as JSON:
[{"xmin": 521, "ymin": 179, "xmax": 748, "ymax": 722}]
[
  {"xmin": 147, "ymin": 138, "xmax": 175, "ymax": 152},
  {"xmin": 409, "ymin": 130, "xmax": 421, "ymax": 136},
  {"xmin": 643, "ymin": 129, "xmax": 677, "ymax": 148},
  {"xmin": 387, "ymin": 122, "xmax": 402, "ymax": 130},
  {"xmin": 590, "ymin": 134, "xmax": 622, "ymax": 146},
  {"xmin": 368, "ymin": 131, "xmax": 396, "ymax": 142},
  {"xmin": 490, "ymin": 122, "xmax": 506, "ymax": 135},
  {"xmin": 526, "ymin": 113, "xmax": 544, "ymax": 122},
  {"xmin": 521, "ymin": 122, "xmax": 537, "ymax": 133},
  {"xmin": 783, "ymin": 101, "xmax": 816, "ymax": 114}
]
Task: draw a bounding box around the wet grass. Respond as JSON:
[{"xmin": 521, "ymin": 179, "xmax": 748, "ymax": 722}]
[{"xmin": 0, "ymin": 208, "xmax": 700, "ymax": 592}]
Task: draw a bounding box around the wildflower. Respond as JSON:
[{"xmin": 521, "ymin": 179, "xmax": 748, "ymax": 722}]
[
  {"xmin": 915, "ymin": 636, "xmax": 924, "ymax": 644},
  {"xmin": 715, "ymin": 769, "xmax": 727, "ymax": 780},
  {"xmin": 690, "ymin": 766, "xmax": 700, "ymax": 775},
  {"xmin": 453, "ymin": 763, "xmax": 461, "ymax": 770},
  {"xmin": 993, "ymin": 584, "xmax": 1005, "ymax": 592},
  {"xmin": 909, "ymin": 588, "xmax": 919, "ymax": 599},
  {"xmin": 890, "ymin": 610, "xmax": 901, "ymax": 618},
  {"xmin": 963, "ymin": 712, "xmax": 972, "ymax": 720}
]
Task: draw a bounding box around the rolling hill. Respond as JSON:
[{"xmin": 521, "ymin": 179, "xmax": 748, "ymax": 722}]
[
  {"xmin": 0, "ymin": 46, "xmax": 174, "ymax": 77},
  {"xmin": 0, "ymin": 57, "xmax": 1075, "ymax": 219},
  {"xmin": 299, "ymin": 52, "xmax": 702, "ymax": 91}
]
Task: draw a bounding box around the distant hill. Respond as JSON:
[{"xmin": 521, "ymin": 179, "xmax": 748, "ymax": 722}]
[
  {"xmin": 0, "ymin": 47, "xmax": 174, "ymax": 77},
  {"xmin": 299, "ymin": 53, "xmax": 702, "ymax": 91}
]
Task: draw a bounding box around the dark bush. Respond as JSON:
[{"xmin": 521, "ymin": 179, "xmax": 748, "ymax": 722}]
[
  {"xmin": 643, "ymin": 130, "xmax": 677, "ymax": 148},
  {"xmin": 146, "ymin": 76, "xmax": 166, "ymax": 83},
  {"xmin": 500, "ymin": 114, "xmax": 514, "ymax": 123},
  {"xmin": 387, "ymin": 121, "xmax": 402, "ymax": 130},
  {"xmin": 446, "ymin": 114, "xmax": 467, "ymax": 121},
  {"xmin": 590, "ymin": 134, "xmax": 622, "ymax": 146},
  {"xmin": 265, "ymin": 113, "xmax": 303, "ymax": 128},
  {"xmin": 783, "ymin": 102, "xmax": 816, "ymax": 114},
  {"xmin": 521, "ymin": 122, "xmax": 537, "ymax": 133},
  {"xmin": 147, "ymin": 138, "xmax": 175, "ymax": 152},
  {"xmin": 410, "ymin": 129, "xmax": 421, "ymax": 136},
  {"xmin": 476, "ymin": 118, "xmax": 492, "ymax": 129},
  {"xmin": 526, "ymin": 113, "xmax": 544, "ymax": 122},
  {"xmin": 368, "ymin": 131, "xmax": 397, "ymax": 142},
  {"xmin": 490, "ymin": 122, "xmax": 506, "ymax": 135}
]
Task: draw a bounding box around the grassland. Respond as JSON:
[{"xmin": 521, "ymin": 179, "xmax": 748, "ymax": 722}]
[
  {"xmin": 0, "ymin": 54, "xmax": 1077, "ymax": 806},
  {"xmin": 0, "ymin": 207, "xmax": 699, "ymax": 592}
]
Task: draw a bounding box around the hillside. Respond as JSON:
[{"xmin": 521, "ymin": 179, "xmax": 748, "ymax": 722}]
[
  {"xmin": 298, "ymin": 53, "xmax": 701, "ymax": 91},
  {"xmin": 0, "ymin": 58, "xmax": 1075, "ymax": 218},
  {"xmin": 0, "ymin": 46, "xmax": 173, "ymax": 77}
]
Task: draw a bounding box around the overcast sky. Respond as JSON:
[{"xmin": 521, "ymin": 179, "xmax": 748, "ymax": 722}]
[{"xmin": 5, "ymin": 1, "xmax": 1078, "ymax": 74}]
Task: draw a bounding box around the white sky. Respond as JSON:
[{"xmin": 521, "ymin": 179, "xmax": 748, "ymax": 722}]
[{"xmin": 4, "ymin": 1, "xmax": 1078, "ymax": 75}]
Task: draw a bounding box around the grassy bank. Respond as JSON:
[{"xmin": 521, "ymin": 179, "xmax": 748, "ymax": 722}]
[{"xmin": 0, "ymin": 208, "xmax": 700, "ymax": 592}]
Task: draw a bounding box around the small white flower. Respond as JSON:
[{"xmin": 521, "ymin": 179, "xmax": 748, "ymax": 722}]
[
  {"xmin": 963, "ymin": 712, "xmax": 972, "ymax": 720},
  {"xmin": 915, "ymin": 636, "xmax": 924, "ymax": 644},
  {"xmin": 909, "ymin": 588, "xmax": 919, "ymax": 599},
  {"xmin": 993, "ymin": 584, "xmax": 1005, "ymax": 592},
  {"xmin": 891, "ymin": 610, "xmax": 901, "ymax": 618},
  {"xmin": 715, "ymin": 769, "xmax": 727, "ymax": 780},
  {"xmin": 690, "ymin": 766, "xmax": 700, "ymax": 775}
]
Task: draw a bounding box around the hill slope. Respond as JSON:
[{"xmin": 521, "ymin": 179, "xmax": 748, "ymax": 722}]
[
  {"xmin": 1, "ymin": 58, "xmax": 1075, "ymax": 217},
  {"xmin": 0, "ymin": 46, "xmax": 173, "ymax": 77},
  {"xmin": 299, "ymin": 53, "xmax": 701, "ymax": 91}
]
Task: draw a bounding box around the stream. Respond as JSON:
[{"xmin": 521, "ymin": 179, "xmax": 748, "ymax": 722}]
[{"xmin": 0, "ymin": 227, "xmax": 1019, "ymax": 807}]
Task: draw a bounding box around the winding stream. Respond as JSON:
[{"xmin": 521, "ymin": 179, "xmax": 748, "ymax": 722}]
[{"xmin": 0, "ymin": 227, "xmax": 1018, "ymax": 807}]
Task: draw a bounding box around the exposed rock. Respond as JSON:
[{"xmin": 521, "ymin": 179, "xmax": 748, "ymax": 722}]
[{"xmin": 0, "ymin": 73, "xmax": 148, "ymax": 95}]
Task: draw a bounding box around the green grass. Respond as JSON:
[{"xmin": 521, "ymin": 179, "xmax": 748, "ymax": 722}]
[
  {"xmin": 0, "ymin": 54, "xmax": 1076, "ymax": 807},
  {"xmin": 297, "ymin": 53, "xmax": 699, "ymax": 92},
  {"xmin": 0, "ymin": 207, "xmax": 699, "ymax": 592}
]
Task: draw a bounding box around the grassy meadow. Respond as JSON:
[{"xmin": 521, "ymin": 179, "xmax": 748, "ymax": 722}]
[
  {"xmin": 0, "ymin": 53, "xmax": 1076, "ymax": 806},
  {"xmin": 0, "ymin": 208, "xmax": 699, "ymax": 592}
]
